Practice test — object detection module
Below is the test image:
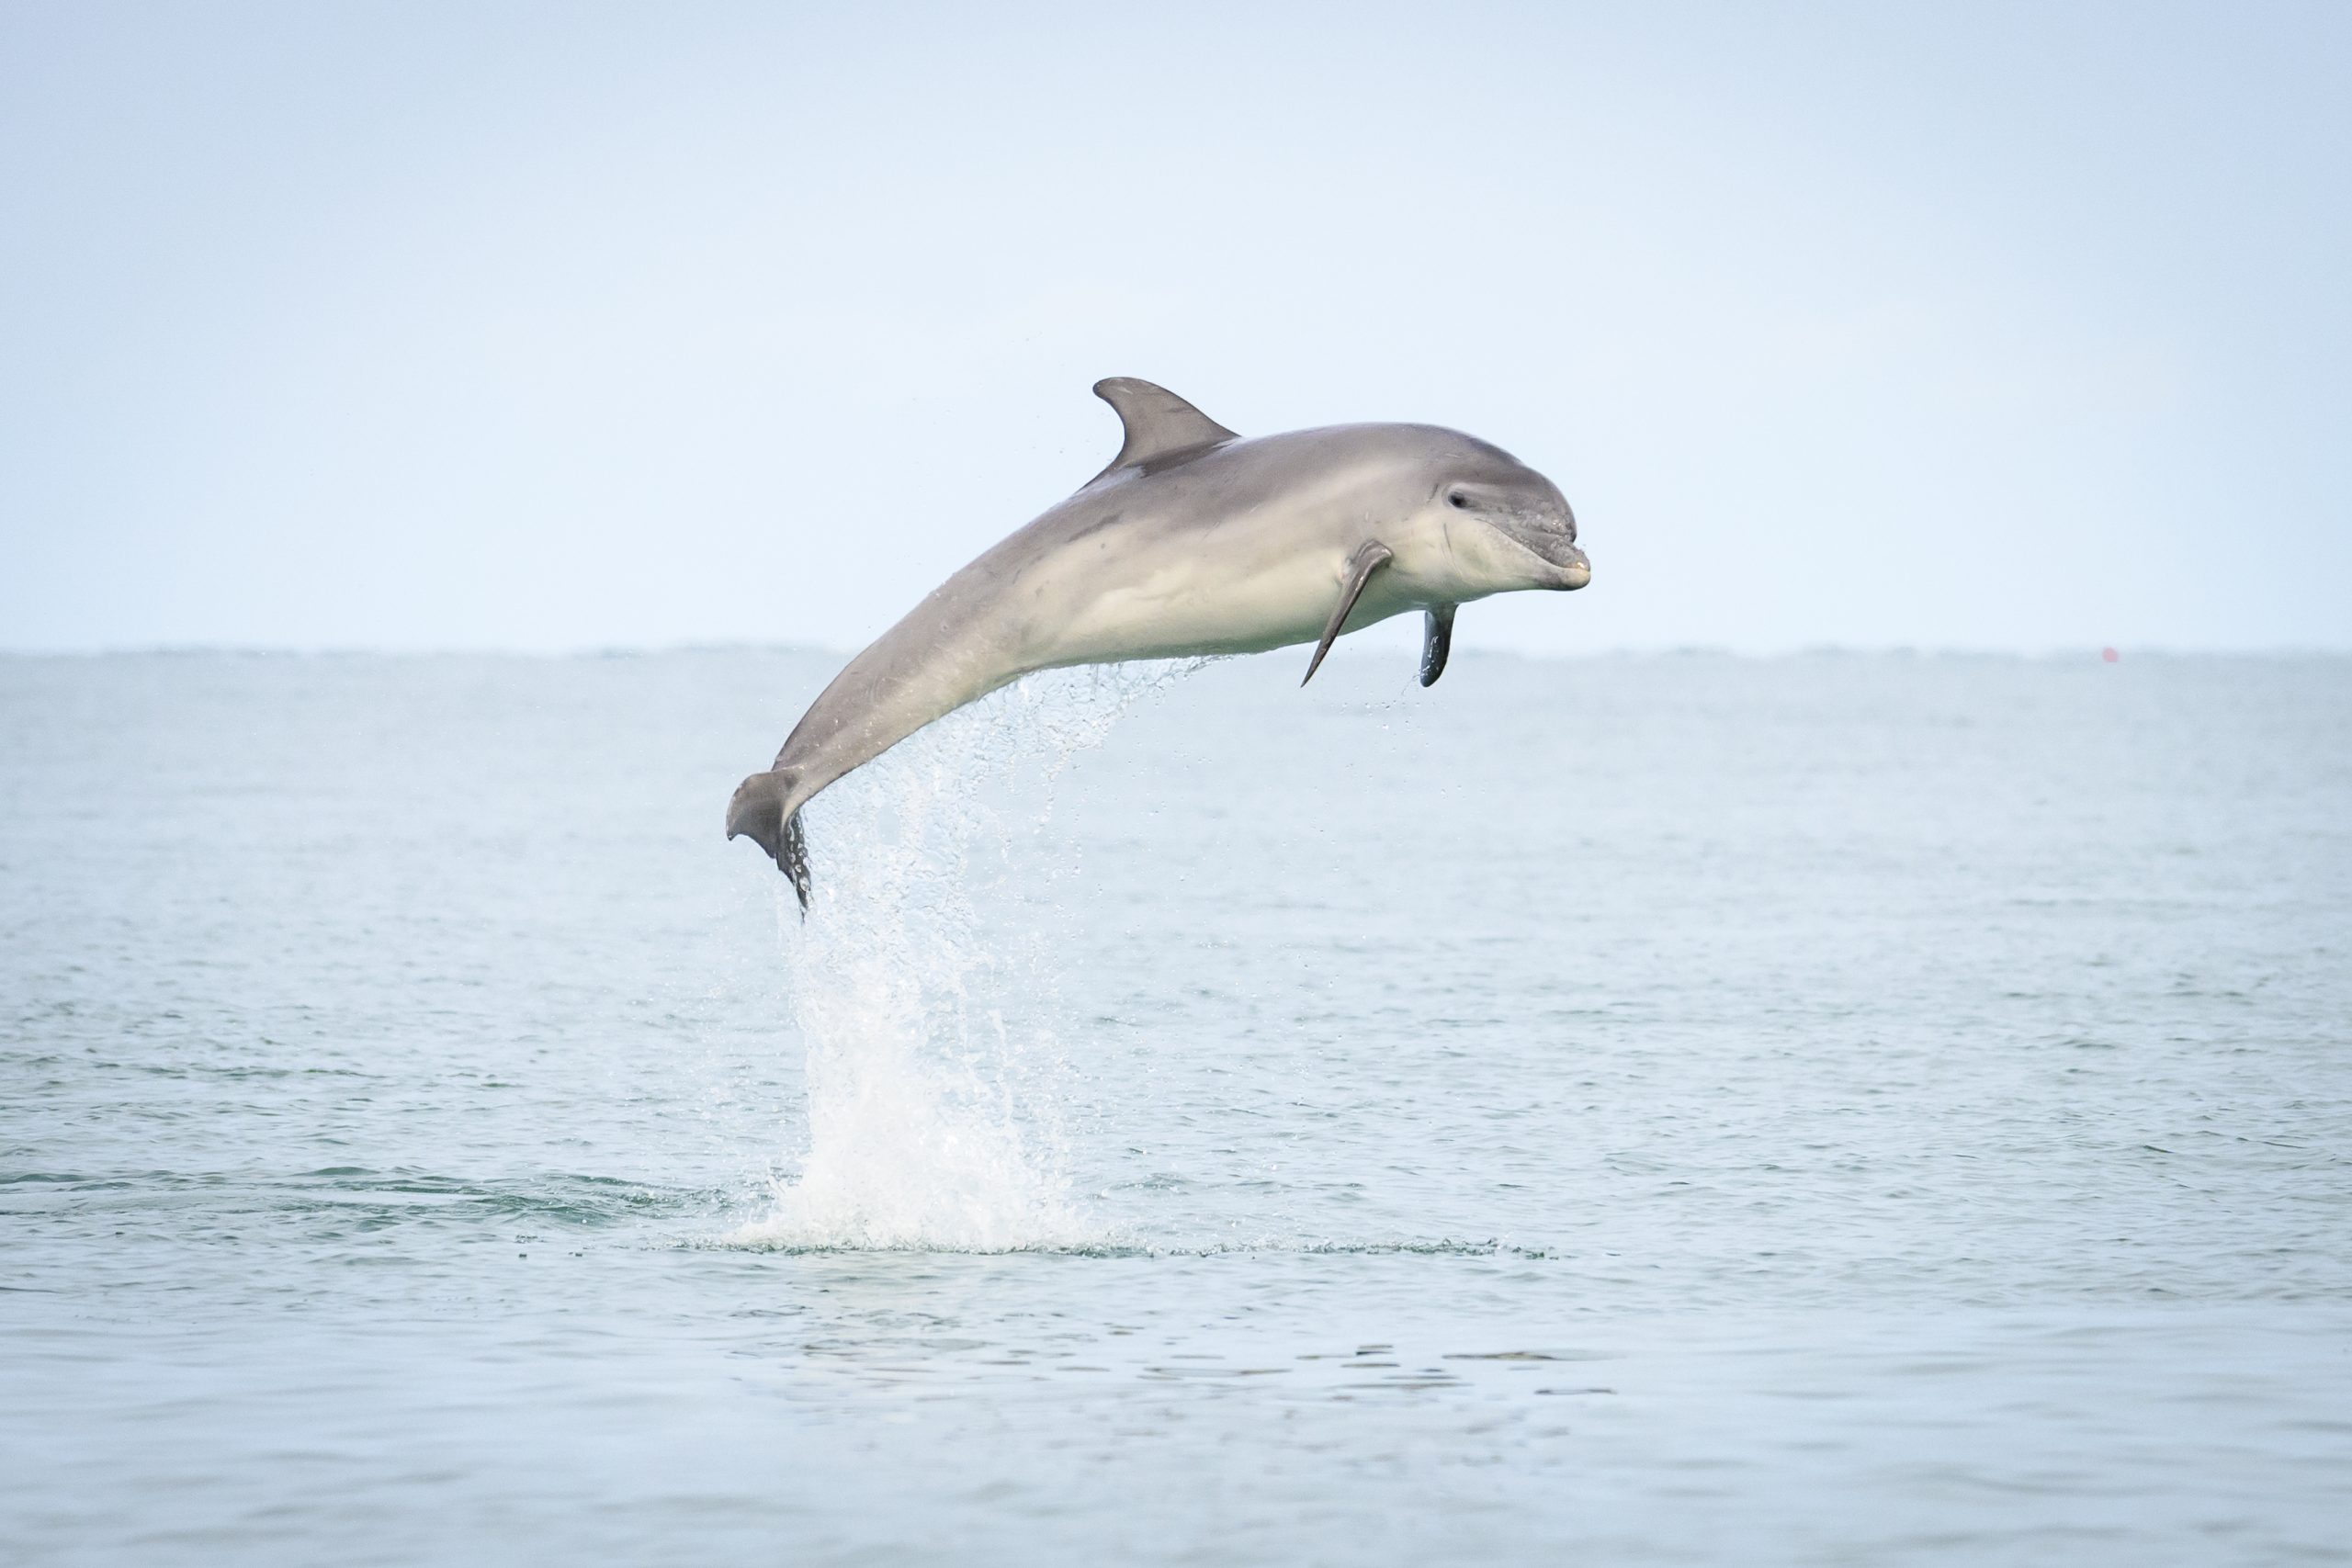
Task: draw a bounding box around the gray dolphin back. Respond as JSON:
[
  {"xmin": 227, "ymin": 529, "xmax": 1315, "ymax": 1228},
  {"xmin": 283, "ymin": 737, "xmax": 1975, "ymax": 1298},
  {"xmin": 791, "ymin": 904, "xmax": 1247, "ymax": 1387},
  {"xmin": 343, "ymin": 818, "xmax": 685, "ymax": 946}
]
[{"xmin": 730, "ymin": 377, "xmax": 1248, "ymax": 914}]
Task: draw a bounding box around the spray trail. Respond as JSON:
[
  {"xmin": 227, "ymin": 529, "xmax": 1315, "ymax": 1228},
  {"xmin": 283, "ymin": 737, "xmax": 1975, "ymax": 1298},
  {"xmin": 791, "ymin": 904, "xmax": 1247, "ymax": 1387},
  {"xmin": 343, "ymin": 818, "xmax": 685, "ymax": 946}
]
[{"xmin": 733, "ymin": 661, "xmax": 1198, "ymax": 1251}]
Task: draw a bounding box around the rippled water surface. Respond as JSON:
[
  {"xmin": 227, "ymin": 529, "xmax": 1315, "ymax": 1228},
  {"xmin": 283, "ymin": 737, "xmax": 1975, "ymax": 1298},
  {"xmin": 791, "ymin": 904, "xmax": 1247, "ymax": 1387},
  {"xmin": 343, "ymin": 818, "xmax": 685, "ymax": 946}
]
[{"xmin": 4, "ymin": 649, "xmax": 2348, "ymax": 1564}]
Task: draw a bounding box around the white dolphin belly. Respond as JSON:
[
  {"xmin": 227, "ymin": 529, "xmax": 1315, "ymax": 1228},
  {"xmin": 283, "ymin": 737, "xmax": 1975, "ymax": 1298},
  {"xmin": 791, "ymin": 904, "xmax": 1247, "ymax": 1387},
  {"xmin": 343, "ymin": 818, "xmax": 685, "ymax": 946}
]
[{"xmin": 1037, "ymin": 532, "xmax": 1425, "ymax": 667}]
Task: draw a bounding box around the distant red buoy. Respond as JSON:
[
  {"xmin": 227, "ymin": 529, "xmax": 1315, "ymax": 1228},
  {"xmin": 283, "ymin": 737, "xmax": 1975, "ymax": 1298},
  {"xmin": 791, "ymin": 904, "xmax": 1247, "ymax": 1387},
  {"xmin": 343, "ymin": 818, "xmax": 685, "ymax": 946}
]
[{"xmin": 2100, "ymin": 647, "xmax": 2120, "ymax": 663}]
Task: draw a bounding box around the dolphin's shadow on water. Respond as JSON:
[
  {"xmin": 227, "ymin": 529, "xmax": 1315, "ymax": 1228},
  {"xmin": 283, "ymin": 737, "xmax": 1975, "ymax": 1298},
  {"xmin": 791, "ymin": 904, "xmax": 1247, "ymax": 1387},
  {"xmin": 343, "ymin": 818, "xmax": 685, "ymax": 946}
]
[{"xmin": 730, "ymin": 661, "xmax": 1206, "ymax": 1254}]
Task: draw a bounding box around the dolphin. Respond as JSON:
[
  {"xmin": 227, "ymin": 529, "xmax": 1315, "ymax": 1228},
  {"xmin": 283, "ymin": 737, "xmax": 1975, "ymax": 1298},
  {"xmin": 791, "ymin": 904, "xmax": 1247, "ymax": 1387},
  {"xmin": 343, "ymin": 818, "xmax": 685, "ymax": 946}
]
[{"xmin": 729, "ymin": 378, "xmax": 1590, "ymax": 907}]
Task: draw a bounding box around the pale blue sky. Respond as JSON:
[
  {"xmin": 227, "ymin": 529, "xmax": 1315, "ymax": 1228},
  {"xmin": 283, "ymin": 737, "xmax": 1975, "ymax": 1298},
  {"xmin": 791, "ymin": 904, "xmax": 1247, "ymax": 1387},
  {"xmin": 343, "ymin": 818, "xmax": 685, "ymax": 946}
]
[{"xmin": 4, "ymin": 2, "xmax": 2346, "ymax": 654}]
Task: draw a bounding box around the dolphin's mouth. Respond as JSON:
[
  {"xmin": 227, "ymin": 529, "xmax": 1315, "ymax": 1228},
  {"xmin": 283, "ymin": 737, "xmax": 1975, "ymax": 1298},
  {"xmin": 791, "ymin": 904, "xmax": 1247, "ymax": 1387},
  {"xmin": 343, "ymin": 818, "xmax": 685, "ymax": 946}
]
[{"xmin": 1524, "ymin": 533, "xmax": 1591, "ymax": 587}]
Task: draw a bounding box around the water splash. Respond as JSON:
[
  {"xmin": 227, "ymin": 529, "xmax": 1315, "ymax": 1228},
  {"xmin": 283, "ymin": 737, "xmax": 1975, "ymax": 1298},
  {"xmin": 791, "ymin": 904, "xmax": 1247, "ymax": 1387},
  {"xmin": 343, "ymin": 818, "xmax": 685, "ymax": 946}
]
[{"xmin": 731, "ymin": 661, "xmax": 1200, "ymax": 1251}]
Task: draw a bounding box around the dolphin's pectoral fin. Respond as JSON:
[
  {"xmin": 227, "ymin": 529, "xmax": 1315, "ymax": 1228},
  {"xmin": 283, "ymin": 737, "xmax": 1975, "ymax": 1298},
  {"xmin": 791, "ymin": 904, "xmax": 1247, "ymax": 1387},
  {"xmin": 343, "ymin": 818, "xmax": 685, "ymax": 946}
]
[
  {"xmin": 1419, "ymin": 604, "xmax": 1456, "ymax": 688},
  {"xmin": 727, "ymin": 769, "xmax": 814, "ymax": 914},
  {"xmin": 1302, "ymin": 540, "xmax": 1395, "ymax": 686}
]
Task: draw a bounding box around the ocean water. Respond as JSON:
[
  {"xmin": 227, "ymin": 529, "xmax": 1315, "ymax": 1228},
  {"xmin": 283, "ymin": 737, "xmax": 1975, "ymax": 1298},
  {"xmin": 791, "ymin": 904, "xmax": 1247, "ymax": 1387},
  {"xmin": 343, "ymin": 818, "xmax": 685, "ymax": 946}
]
[{"xmin": 3, "ymin": 648, "xmax": 2347, "ymax": 1565}]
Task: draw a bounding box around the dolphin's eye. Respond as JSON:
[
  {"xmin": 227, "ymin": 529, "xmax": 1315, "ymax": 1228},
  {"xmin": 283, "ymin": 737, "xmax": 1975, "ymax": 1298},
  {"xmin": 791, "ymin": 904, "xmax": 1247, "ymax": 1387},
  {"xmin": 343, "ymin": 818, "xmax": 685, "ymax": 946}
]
[{"xmin": 1447, "ymin": 490, "xmax": 1472, "ymax": 509}]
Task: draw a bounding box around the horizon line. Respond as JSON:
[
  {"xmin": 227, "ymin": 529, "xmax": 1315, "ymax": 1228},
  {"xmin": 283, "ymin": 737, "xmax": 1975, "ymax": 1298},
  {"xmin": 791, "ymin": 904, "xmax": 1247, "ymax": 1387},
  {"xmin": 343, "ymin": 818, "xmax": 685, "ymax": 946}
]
[{"xmin": 3, "ymin": 641, "xmax": 2347, "ymax": 662}]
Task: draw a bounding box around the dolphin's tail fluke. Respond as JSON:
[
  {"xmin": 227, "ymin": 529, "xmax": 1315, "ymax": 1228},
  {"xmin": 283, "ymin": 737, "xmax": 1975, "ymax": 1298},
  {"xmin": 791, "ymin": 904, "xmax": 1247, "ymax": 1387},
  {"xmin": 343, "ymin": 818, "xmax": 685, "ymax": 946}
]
[{"xmin": 727, "ymin": 769, "xmax": 813, "ymax": 912}]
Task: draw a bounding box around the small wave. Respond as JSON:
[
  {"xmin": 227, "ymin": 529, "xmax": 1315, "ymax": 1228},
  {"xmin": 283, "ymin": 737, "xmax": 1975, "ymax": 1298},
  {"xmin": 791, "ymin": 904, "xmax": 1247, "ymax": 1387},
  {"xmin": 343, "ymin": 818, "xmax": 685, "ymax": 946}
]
[
  {"xmin": 696, "ymin": 1229, "xmax": 1553, "ymax": 1260},
  {"xmin": 1, "ymin": 1164, "xmax": 712, "ymax": 1237}
]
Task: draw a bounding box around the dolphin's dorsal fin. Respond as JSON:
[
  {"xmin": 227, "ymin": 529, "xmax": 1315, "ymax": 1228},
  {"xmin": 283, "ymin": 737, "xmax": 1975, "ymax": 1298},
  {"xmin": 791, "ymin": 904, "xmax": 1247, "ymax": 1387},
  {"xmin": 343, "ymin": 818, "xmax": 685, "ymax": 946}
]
[{"xmin": 1091, "ymin": 378, "xmax": 1238, "ymax": 480}]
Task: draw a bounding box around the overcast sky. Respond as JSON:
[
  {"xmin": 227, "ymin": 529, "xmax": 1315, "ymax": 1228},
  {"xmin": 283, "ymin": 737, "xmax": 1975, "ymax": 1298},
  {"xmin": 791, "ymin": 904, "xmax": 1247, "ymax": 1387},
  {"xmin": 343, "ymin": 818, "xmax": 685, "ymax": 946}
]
[{"xmin": 4, "ymin": 2, "xmax": 2346, "ymax": 655}]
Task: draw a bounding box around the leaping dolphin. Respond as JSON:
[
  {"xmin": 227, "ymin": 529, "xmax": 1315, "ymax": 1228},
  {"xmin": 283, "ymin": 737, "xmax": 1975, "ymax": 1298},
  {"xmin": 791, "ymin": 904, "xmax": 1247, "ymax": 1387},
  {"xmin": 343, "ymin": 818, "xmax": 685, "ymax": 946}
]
[{"xmin": 729, "ymin": 378, "xmax": 1591, "ymax": 907}]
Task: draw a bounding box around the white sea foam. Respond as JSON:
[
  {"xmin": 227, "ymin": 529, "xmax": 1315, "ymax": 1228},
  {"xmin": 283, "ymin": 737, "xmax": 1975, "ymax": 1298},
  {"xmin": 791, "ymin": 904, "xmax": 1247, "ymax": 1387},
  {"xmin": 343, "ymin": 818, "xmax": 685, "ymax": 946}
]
[{"xmin": 732, "ymin": 661, "xmax": 1199, "ymax": 1251}]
